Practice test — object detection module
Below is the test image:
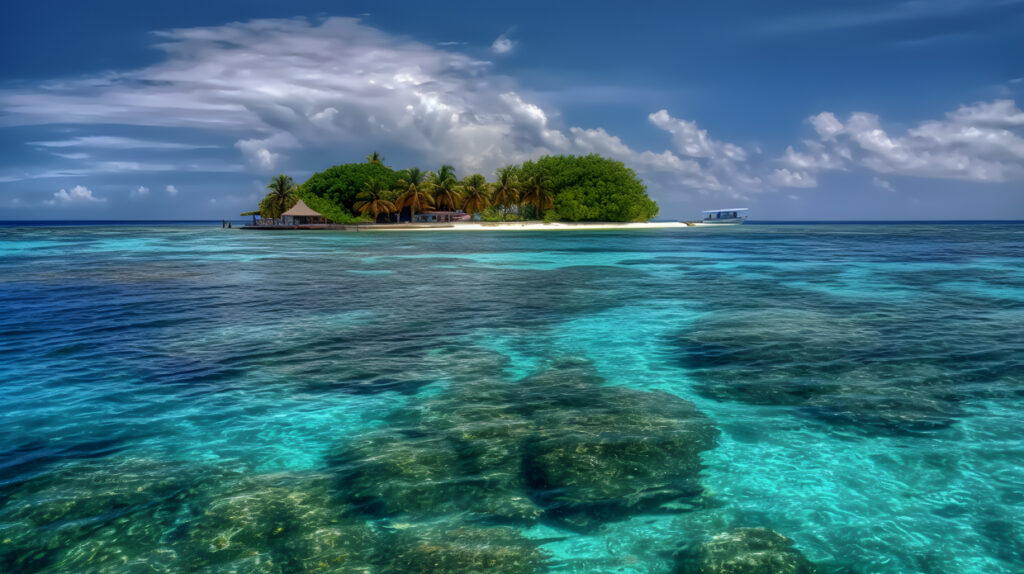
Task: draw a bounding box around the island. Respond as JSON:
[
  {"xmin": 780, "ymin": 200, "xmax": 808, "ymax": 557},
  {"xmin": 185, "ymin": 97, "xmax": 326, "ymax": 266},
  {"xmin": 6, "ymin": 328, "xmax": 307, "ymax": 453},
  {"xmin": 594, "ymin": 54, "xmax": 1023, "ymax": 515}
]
[{"xmin": 241, "ymin": 153, "xmax": 695, "ymax": 230}]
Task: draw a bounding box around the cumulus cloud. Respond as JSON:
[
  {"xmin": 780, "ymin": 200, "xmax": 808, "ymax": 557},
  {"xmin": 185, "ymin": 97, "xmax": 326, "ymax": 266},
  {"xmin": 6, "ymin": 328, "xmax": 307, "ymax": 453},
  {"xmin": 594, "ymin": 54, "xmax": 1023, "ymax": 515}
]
[
  {"xmin": 166, "ymin": 185, "xmax": 179, "ymax": 195},
  {"xmin": 45, "ymin": 185, "xmax": 105, "ymax": 205},
  {"xmin": 491, "ymin": 33, "xmax": 515, "ymax": 54},
  {"xmin": 645, "ymin": 110, "xmax": 759, "ymax": 193},
  {"xmin": 0, "ymin": 17, "xmax": 761, "ymax": 198},
  {"xmin": 778, "ymin": 99, "xmax": 1024, "ymax": 184},
  {"xmin": 131, "ymin": 185, "xmax": 150, "ymax": 198},
  {"xmin": 234, "ymin": 133, "xmax": 299, "ymax": 171},
  {"xmin": 872, "ymin": 177, "xmax": 895, "ymax": 192},
  {"xmin": 810, "ymin": 112, "xmax": 844, "ymax": 140},
  {"xmin": 769, "ymin": 168, "xmax": 817, "ymax": 188},
  {"xmin": 2, "ymin": 16, "xmax": 1021, "ymax": 204}
]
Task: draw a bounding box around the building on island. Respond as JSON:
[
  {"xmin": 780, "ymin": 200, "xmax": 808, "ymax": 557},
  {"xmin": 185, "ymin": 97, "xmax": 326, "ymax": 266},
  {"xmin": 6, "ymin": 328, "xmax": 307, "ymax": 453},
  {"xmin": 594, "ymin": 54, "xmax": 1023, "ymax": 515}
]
[
  {"xmin": 280, "ymin": 200, "xmax": 326, "ymax": 225},
  {"xmin": 412, "ymin": 210, "xmax": 472, "ymax": 223}
]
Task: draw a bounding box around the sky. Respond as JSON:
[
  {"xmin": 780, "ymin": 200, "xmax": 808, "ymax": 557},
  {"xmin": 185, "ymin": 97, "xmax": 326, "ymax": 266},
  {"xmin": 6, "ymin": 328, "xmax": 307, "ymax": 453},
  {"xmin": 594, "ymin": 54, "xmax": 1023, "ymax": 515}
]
[{"xmin": 1, "ymin": 0, "xmax": 1022, "ymax": 220}]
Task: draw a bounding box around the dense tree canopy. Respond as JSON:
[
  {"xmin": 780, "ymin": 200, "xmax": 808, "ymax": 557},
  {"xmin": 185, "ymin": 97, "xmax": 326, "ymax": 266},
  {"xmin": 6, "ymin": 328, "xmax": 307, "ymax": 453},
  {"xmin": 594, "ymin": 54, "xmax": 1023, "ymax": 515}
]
[
  {"xmin": 520, "ymin": 154, "xmax": 658, "ymax": 222},
  {"xmin": 301, "ymin": 163, "xmax": 402, "ymax": 216},
  {"xmin": 256, "ymin": 152, "xmax": 658, "ymax": 224}
]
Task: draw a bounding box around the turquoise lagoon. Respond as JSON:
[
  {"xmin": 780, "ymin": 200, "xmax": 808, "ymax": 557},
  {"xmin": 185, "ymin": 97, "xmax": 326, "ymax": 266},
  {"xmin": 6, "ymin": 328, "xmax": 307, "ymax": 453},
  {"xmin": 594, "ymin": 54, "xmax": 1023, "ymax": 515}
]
[{"xmin": 0, "ymin": 222, "xmax": 1021, "ymax": 573}]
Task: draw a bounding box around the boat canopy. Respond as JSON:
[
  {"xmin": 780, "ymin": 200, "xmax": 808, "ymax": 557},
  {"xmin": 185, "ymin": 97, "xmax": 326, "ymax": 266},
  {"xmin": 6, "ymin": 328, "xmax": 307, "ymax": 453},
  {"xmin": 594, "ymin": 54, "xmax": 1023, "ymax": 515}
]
[{"xmin": 702, "ymin": 208, "xmax": 749, "ymax": 214}]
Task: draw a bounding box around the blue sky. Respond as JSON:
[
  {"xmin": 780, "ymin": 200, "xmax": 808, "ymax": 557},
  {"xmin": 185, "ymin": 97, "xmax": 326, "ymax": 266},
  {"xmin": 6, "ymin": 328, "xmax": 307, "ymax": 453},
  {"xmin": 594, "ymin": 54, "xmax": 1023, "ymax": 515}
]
[{"xmin": 1, "ymin": 0, "xmax": 1022, "ymax": 220}]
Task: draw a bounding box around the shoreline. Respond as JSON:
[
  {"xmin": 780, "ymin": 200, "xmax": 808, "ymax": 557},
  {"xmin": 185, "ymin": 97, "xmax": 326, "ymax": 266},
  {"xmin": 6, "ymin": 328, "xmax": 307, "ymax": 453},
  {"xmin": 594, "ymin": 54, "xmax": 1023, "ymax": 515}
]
[{"xmin": 241, "ymin": 221, "xmax": 709, "ymax": 231}]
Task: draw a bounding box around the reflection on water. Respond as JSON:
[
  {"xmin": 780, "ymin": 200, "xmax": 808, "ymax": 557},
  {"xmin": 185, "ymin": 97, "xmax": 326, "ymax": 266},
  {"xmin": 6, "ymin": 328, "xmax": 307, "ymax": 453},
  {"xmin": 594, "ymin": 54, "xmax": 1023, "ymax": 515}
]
[{"xmin": 0, "ymin": 223, "xmax": 1022, "ymax": 573}]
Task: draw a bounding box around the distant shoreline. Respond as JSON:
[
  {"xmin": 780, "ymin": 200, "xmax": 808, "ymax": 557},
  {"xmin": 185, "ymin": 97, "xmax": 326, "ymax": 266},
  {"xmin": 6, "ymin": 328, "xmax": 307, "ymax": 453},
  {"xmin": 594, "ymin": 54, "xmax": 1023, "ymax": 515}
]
[
  {"xmin": 2, "ymin": 220, "xmax": 1023, "ymax": 227},
  {"xmin": 241, "ymin": 221, "xmax": 704, "ymax": 232}
]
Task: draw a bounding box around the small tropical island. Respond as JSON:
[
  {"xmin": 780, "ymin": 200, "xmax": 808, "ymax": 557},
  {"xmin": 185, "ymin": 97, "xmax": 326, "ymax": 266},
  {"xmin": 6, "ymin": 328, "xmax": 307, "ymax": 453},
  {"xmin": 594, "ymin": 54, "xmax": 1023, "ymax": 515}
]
[{"xmin": 242, "ymin": 153, "xmax": 692, "ymax": 231}]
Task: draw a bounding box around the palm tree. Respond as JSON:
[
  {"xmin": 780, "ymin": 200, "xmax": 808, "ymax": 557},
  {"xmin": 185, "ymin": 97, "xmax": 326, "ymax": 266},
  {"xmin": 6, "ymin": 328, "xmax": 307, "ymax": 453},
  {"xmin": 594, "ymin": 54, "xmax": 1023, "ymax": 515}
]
[
  {"xmin": 520, "ymin": 174, "xmax": 553, "ymax": 220},
  {"xmin": 366, "ymin": 151, "xmax": 384, "ymax": 165},
  {"xmin": 461, "ymin": 173, "xmax": 491, "ymax": 216},
  {"xmin": 395, "ymin": 167, "xmax": 433, "ymax": 222},
  {"xmin": 492, "ymin": 165, "xmax": 520, "ymax": 220},
  {"xmin": 354, "ymin": 178, "xmax": 396, "ymax": 222},
  {"xmin": 430, "ymin": 165, "xmax": 461, "ymax": 211},
  {"xmin": 264, "ymin": 174, "xmax": 298, "ymax": 219}
]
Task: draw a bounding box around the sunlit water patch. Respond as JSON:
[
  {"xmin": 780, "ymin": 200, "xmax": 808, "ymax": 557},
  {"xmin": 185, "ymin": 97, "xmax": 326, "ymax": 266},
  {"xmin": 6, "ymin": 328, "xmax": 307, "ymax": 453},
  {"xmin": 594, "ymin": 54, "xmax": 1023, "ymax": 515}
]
[{"xmin": 1, "ymin": 222, "xmax": 1022, "ymax": 573}]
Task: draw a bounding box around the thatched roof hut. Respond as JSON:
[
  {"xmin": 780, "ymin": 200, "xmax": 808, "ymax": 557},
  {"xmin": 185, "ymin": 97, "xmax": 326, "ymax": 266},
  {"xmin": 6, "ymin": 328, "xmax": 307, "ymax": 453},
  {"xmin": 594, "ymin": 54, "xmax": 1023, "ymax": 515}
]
[{"xmin": 281, "ymin": 199, "xmax": 325, "ymax": 224}]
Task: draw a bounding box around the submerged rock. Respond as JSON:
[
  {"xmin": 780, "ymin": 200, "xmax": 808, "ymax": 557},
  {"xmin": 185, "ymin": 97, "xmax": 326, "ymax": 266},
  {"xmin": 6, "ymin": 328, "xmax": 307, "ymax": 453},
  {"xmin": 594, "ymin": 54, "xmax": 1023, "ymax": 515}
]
[
  {"xmin": 180, "ymin": 472, "xmax": 379, "ymax": 573},
  {"xmin": 676, "ymin": 309, "xmax": 965, "ymax": 434},
  {"xmin": 0, "ymin": 457, "xmax": 218, "ymax": 573},
  {"xmin": 384, "ymin": 524, "xmax": 548, "ymax": 574},
  {"xmin": 332, "ymin": 359, "xmax": 717, "ymax": 528},
  {"xmin": 802, "ymin": 389, "xmax": 962, "ymax": 434},
  {"xmin": 677, "ymin": 309, "xmax": 872, "ymax": 406},
  {"xmin": 333, "ymin": 431, "xmax": 468, "ymax": 516},
  {"xmin": 524, "ymin": 387, "xmax": 716, "ymax": 518},
  {"xmin": 0, "ymin": 457, "xmax": 381, "ymax": 574},
  {"xmin": 674, "ymin": 528, "xmax": 816, "ymax": 574}
]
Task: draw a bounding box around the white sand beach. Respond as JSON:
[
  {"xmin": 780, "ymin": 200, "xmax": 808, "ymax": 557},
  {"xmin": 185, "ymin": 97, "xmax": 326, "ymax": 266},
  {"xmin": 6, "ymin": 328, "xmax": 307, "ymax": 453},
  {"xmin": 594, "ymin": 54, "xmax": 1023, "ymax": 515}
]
[{"xmin": 355, "ymin": 221, "xmax": 704, "ymax": 231}]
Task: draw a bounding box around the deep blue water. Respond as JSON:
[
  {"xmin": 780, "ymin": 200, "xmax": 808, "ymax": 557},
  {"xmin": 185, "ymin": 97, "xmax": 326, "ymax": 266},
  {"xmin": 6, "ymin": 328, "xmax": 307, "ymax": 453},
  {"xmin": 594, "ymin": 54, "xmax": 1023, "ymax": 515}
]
[{"xmin": 0, "ymin": 223, "xmax": 1021, "ymax": 573}]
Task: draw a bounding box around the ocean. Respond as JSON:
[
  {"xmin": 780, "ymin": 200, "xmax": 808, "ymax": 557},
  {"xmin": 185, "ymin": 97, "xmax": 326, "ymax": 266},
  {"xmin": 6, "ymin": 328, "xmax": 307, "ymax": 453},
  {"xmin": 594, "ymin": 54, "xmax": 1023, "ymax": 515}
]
[{"xmin": 0, "ymin": 222, "xmax": 1021, "ymax": 573}]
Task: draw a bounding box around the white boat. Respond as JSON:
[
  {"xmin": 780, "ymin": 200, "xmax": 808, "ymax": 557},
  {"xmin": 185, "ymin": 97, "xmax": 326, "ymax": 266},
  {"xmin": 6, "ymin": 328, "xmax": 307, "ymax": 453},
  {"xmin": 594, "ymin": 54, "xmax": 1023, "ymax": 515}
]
[{"xmin": 701, "ymin": 208, "xmax": 748, "ymax": 224}]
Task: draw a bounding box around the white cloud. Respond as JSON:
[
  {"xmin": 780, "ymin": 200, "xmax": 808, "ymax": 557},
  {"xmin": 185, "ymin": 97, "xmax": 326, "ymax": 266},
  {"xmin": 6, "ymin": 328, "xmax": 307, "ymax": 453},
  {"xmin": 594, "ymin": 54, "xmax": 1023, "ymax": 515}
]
[
  {"xmin": 649, "ymin": 110, "xmax": 715, "ymax": 158},
  {"xmin": 0, "ymin": 162, "xmax": 244, "ymax": 183},
  {"xmin": 45, "ymin": 185, "xmax": 105, "ymax": 205},
  {"xmin": 645, "ymin": 110, "xmax": 758, "ymax": 192},
  {"xmin": 29, "ymin": 136, "xmax": 216, "ymax": 150},
  {"xmin": 872, "ymin": 176, "xmax": 896, "ymax": 192},
  {"xmin": 769, "ymin": 168, "xmax": 817, "ymax": 188},
  {"xmin": 491, "ymin": 33, "xmax": 515, "ymax": 54},
  {"xmin": 166, "ymin": 185, "xmax": 179, "ymax": 195},
  {"xmin": 3, "ymin": 16, "xmax": 1022, "ymax": 205},
  {"xmin": 778, "ymin": 99, "xmax": 1024, "ymax": 184},
  {"xmin": 0, "ymin": 17, "xmax": 747, "ymax": 197},
  {"xmin": 810, "ymin": 112, "xmax": 844, "ymax": 140},
  {"xmin": 131, "ymin": 185, "xmax": 150, "ymax": 198},
  {"xmin": 779, "ymin": 142, "xmax": 844, "ymax": 171},
  {"xmin": 234, "ymin": 133, "xmax": 299, "ymax": 171}
]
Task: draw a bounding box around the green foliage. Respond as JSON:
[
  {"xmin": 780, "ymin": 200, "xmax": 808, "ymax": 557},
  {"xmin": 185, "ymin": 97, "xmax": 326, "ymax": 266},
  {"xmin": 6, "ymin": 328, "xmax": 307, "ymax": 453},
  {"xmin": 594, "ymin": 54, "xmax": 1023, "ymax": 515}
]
[
  {"xmin": 480, "ymin": 206, "xmax": 520, "ymax": 222},
  {"xmin": 461, "ymin": 173, "xmax": 491, "ymax": 215},
  {"xmin": 354, "ymin": 178, "xmax": 397, "ymax": 222},
  {"xmin": 431, "ymin": 164, "xmax": 462, "ymax": 211},
  {"xmin": 492, "ymin": 165, "xmax": 521, "ymax": 221},
  {"xmin": 395, "ymin": 167, "xmax": 433, "ymax": 220},
  {"xmin": 258, "ymin": 153, "xmax": 658, "ymax": 224},
  {"xmin": 520, "ymin": 154, "xmax": 658, "ymax": 222},
  {"xmin": 518, "ymin": 173, "xmax": 553, "ymax": 220},
  {"xmin": 298, "ymin": 191, "xmax": 369, "ymax": 224},
  {"xmin": 301, "ymin": 162, "xmax": 401, "ymax": 216},
  {"xmin": 260, "ymin": 174, "xmax": 298, "ymax": 218}
]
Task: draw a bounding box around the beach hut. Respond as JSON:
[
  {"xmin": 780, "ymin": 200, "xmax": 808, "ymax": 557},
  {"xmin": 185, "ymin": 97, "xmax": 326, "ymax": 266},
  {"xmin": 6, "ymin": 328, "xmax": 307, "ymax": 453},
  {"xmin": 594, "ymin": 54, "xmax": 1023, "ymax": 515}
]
[
  {"xmin": 412, "ymin": 210, "xmax": 472, "ymax": 223},
  {"xmin": 280, "ymin": 200, "xmax": 326, "ymax": 225}
]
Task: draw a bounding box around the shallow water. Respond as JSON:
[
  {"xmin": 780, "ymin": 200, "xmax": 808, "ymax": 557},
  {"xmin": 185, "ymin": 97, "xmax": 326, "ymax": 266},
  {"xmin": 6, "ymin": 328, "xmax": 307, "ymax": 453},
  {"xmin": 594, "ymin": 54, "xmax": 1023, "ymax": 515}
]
[{"xmin": 0, "ymin": 222, "xmax": 1022, "ymax": 573}]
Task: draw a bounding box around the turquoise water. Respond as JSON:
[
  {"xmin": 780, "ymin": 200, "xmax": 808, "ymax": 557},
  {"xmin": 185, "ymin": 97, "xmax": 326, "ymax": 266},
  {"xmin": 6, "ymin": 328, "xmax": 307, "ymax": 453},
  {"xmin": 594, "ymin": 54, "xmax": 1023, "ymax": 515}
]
[{"xmin": 0, "ymin": 223, "xmax": 1022, "ymax": 573}]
